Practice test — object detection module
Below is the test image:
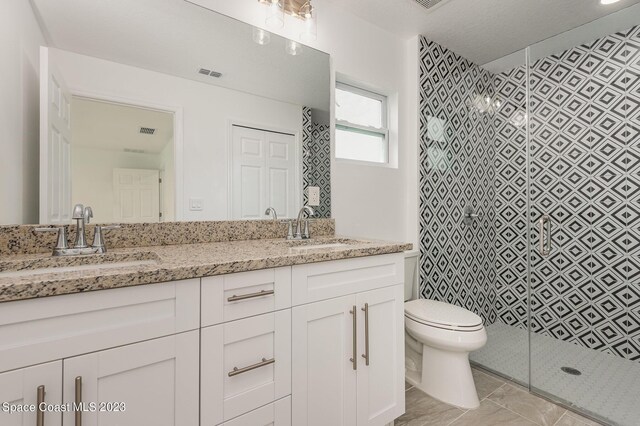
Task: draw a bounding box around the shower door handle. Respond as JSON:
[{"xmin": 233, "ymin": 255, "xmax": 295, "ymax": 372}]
[{"xmin": 538, "ymin": 214, "xmax": 551, "ymax": 257}]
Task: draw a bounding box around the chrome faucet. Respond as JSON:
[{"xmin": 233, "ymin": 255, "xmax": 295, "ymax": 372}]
[
  {"xmin": 35, "ymin": 204, "xmax": 120, "ymax": 256},
  {"xmin": 288, "ymin": 206, "xmax": 315, "ymax": 240},
  {"xmin": 265, "ymin": 207, "xmax": 278, "ymax": 221},
  {"xmin": 72, "ymin": 204, "xmax": 92, "ymax": 248}
]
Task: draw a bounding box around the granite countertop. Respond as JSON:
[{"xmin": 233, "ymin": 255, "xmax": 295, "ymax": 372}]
[{"xmin": 0, "ymin": 236, "xmax": 412, "ymax": 303}]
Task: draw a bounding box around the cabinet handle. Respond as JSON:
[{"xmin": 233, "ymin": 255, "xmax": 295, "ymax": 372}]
[
  {"xmin": 228, "ymin": 357, "xmax": 275, "ymax": 377},
  {"xmin": 361, "ymin": 303, "xmax": 370, "ymax": 366},
  {"xmin": 350, "ymin": 306, "xmax": 357, "ymax": 370},
  {"xmin": 227, "ymin": 289, "xmax": 274, "ymax": 302},
  {"xmin": 36, "ymin": 385, "xmax": 45, "ymax": 426},
  {"xmin": 75, "ymin": 376, "xmax": 82, "ymax": 426}
]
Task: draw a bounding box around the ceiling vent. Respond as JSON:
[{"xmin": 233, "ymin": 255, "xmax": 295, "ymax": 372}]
[
  {"xmin": 124, "ymin": 148, "xmax": 146, "ymax": 154},
  {"xmin": 198, "ymin": 68, "xmax": 222, "ymax": 78},
  {"xmin": 413, "ymin": 0, "xmax": 450, "ymax": 10},
  {"xmin": 139, "ymin": 127, "xmax": 156, "ymax": 135}
]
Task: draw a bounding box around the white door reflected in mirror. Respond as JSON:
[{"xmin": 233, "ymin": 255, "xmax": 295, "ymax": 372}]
[{"xmin": 231, "ymin": 125, "xmax": 299, "ymax": 220}]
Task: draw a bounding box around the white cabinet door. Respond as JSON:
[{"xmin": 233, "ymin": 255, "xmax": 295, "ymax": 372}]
[
  {"xmin": 62, "ymin": 331, "xmax": 199, "ymax": 426},
  {"xmin": 356, "ymin": 285, "xmax": 405, "ymax": 426},
  {"xmin": 0, "ymin": 361, "xmax": 62, "ymax": 426},
  {"xmin": 291, "ymin": 295, "xmax": 357, "ymax": 426}
]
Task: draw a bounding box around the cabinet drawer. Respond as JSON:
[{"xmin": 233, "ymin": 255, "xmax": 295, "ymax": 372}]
[
  {"xmin": 291, "ymin": 254, "xmax": 403, "ymax": 305},
  {"xmin": 201, "ymin": 311, "xmax": 291, "ymax": 424},
  {"xmin": 0, "ymin": 279, "xmax": 200, "ymax": 373},
  {"xmin": 201, "ymin": 268, "xmax": 291, "ymax": 326},
  {"xmin": 221, "ymin": 396, "xmax": 291, "ymax": 426}
]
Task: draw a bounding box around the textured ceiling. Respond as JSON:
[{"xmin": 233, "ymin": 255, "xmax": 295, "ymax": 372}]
[{"xmin": 325, "ymin": 0, "xmax": 640, "ymax": 65}]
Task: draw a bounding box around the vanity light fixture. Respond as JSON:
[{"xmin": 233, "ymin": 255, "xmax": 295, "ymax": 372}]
[
  {"xmin": 600, "ymin": 0, "xmax": 621, "ymax": 4},
  {"xmin": 258, "ymin": 0, "xmax": 317, "ymax": 41}
]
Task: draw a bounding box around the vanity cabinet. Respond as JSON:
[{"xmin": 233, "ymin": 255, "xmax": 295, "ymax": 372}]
[
  {"xmin": 0, "ymin": 361, "xmax": 62, "ymax": 426},
  {"xmin": 0, "ymin": 252, "xmax": 405, "ymax": 426},
  {"xmin": 291, "ymin": 254, "xmax": 405, "ymax": 426}
]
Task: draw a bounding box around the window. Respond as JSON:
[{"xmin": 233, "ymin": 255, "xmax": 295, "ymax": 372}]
[{"xmin": 335, "ymin": 82, "xmax": 389, "ymax": 164}]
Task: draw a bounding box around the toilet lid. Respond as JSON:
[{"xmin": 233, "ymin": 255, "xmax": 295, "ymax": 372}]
[{"xmin": 404, "ymin": 299, "xmax": 483, "ymax": 330}]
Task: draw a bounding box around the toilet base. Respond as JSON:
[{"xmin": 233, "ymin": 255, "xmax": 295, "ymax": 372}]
[{"xmin": 414, "ymin": 344, "xmax": 480, "ymax": 410}]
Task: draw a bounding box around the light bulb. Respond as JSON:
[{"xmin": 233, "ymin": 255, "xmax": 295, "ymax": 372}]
[
  {"xmin": 265, "ymin": 0, "xmax": 284, "ymax": 28},
  {"xmin": 300, "ymin": 11, "xmax": 317, "ymax": 42},
  {"xmin": 286, "ymin": 40, "xmax": 302, "ymax": 56},
  {"xmin": 252, "ymin": 27, "xmax": 271, "ymax": 45}
]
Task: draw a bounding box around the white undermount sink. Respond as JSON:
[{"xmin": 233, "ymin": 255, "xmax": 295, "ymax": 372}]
[
  {"xmin": 289, "ymin": 243, "xmax": 349, "ymax": 251},
  {"xmin": 286, "ymin": 238, "xmax": 360, "ymax": 252},
  {"xmin": 0, "ymin": 252, "xmax": 160, "ymax": 279}
]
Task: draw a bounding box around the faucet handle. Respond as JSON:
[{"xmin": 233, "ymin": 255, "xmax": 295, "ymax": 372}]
[
  {"xmin": 35, "ymin": 227, "xmax": 69, "ymax": 256},
  {"xmin": 84, "ymin": 206, "xmax": 93, "ymax": 224},
  {"xmin": 303, "ymin": 220, "xmax": 310, "ymax": 239},
  {"xmin": 282, "ymin": 220, "xmax": 294, "ymax": 240},
  {"xmin": 92, "ymin": 225, "xmax": 121, "ymax": 254},
  {"xmin": 72, "ymin": 204, "xmax": 84, "ymax": 220}
]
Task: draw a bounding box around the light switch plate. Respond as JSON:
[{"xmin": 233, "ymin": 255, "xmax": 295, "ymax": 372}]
[
  {"xmin": 308, "ymin": 186, "xmax": 320, "ymax": 206},
  {"xmin": 189, "ymin": 198, "xmax": 204, "ymax": 211}
]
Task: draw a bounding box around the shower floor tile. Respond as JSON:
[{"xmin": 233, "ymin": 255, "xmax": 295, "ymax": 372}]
[{"xmin": 470, "ymin": 322, "xmax": 640, "ymax": 425}]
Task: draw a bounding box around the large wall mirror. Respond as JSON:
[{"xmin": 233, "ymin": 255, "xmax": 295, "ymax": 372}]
[{"xmin": 3, "ymin": 0, "xmax": 330, "ymax": 225}]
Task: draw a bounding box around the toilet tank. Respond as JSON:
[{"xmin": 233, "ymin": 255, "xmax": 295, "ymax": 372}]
[{"xmin": 404, "ymin": 252, "xmax": 419, "ymax": 301}]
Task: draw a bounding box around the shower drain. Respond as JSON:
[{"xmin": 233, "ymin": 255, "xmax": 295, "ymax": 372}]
[{"xmin": 561, "ymin": 367, "xmax": 582, "ymax": 376}]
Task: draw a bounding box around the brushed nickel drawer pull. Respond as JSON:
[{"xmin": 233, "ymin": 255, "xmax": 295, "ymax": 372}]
[
  {"xmin": 227, "ymin": 289, "xmax": 274, "ymax": 302},
  {"xmin": 350, "ymin": 306, "xmax": 357, "ymax": 370},
  {"xmin": 36, "ymin": 385, "xmax": 45, "ymax": 426},
  {"xmin": 361, "ymin": 303, "xmax": 370, "ymax": 366},
  {"xmin": 228, "ymin": 357, "xmax": 275, "ymax": 377},
  {"xmin": 75, "ymin": 376, "xmax": 82, "ymax": 426}
]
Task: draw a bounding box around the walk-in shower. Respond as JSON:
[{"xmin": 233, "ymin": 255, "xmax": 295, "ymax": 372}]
[{"xmin": 419, "ymin": 6, "xmax": 640, "ymax": 425}]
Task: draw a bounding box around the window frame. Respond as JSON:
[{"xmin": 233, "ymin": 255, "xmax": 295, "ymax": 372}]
[{"xmin": 335, "ymin": 82, "xmax": 390, "ymax": 165}]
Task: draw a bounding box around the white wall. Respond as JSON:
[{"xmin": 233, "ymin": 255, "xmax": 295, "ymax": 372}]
[
  {"xmin": 191, "ymin": 0, "xmax": 419, "ymax": 245},
  {"xmin": 52, "ymin": 48, "xmax": 302, "ymax": 221},
  {"xmin": 72, "ymin": 147, "xmax": 162, "ymax": 223},
  {"xmin": 0, "ymin": 0, "xmax": 46, "ymax": 225}
]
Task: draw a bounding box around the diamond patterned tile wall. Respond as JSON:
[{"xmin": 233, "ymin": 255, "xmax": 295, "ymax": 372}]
[
  {"xmin": 419, "ymin": 25, "xmax": 640, "ymax": 361},
  {"xmin": 418, "ymin": 37, "xmax": 498, "ymax": 325},
  {"xmin": 302, "ymin": 107, "xmax": 331, "ymax": 218},
  {"xmin": 527, "ymin": 26, "xmax": 640, "ymax": 360}
]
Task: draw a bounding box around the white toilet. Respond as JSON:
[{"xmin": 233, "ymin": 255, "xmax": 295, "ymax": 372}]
[{"xmin": 403, "ymin": 254, "xmax": 487, "ymax": 409}]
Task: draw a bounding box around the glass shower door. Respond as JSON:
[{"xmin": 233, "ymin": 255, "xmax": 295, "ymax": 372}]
[{"xmin": 528, "ymin": 26, "xmax": 640, "ymax": 426}]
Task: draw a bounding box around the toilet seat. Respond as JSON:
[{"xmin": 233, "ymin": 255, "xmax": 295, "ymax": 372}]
[{"xmin": 404, "ymin": 299, "xmax": 483, "ymax": 332}]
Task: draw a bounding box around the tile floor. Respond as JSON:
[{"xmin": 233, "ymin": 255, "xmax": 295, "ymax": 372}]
[
  {"xmin": 471, "ymin": 322, "xmax": 640, "ymax": 425},
  {"xmin": 395, "ymin": 368, "xmax": 604, "ymax": 426}
]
